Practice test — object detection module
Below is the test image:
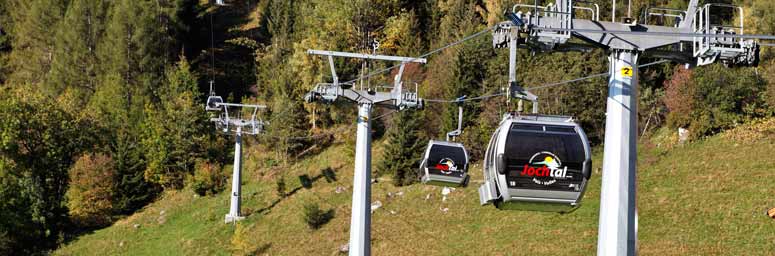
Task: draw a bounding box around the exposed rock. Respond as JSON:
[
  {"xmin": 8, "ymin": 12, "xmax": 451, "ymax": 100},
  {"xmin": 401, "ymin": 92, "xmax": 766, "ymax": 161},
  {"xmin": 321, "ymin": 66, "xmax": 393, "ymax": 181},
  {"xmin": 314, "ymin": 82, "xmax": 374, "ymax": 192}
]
[
  {"xmin": 678, "ymin": 127, "xmax": 690, "ymax": 143},
  {"xmin": 370, "ymin": 201, "xmax": 382, "ymax": 213},
  {"xmin": 442, "ymin": 187, "xmax": 452, "ymax": 202}
]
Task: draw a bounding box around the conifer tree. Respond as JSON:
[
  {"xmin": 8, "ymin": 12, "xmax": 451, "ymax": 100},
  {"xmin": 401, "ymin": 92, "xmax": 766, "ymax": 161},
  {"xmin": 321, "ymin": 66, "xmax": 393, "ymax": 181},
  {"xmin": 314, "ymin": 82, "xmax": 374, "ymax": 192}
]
[
  {"xmin": 268, "ymin": 89, "xmax": 309, "ymax": 163},
  {"xmin": 0, "ymin": 1, "xmax": 11, "ymax": 85},
  {"xmin": 7, "ymin": 0, "xmax": 68, "ymax": 86},
  {"xmin": 47, "ymin": 0, "xmax": 108, "ymax": 99},
  {"xmin": 98, "ymin": 0, "xmax": 166, "ymax": 103},
  {"xmin": 88, "ymin": 72, "xmax": 157, "ymax": 214},
  {"xmin": 377, "ymin": 110, "xmax": 424, "ymax": 186},
  {"xmin": 142, "ymin": 57, "xmax": 209, "ymax": 189}
]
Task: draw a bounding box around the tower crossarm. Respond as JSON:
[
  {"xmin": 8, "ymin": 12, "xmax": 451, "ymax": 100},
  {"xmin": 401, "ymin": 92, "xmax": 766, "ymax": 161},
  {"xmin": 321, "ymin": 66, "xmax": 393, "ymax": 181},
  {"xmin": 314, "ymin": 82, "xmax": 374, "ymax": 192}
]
[
  {"xmin": 304, "ymin": 50, "xmax": 426, "ymax": 110},
  {"xmin": 498, "ymin": 0, "xmax": 760, "ymax": 66}
]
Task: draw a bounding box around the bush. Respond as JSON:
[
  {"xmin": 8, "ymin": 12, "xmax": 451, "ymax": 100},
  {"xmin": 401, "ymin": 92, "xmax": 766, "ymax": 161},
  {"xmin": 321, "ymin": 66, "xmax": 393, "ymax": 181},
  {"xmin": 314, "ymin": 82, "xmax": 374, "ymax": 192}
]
[
  {"xmin": 190, "ymin": 161, "xmax": 226, "ymax": 196},
  {"xmin": 664, "ymin": 66, "xmax": 695, "ymax": 129},
  {"xmin": 66, "ymin": 153, "xmax": 117, "ymax": 228},
  {"xmin": 275, "ymin": 176, "xmax": 286, "ymax": 197},
  {"xmin": 302, "ymin": 202, "xmax": 334, "ymax": 230},
  {"xmin": 664, "ymin": 64, "xmax": 768, "ymax": 139},
  {"xmin": 689, "ymin": 64, "xmax": 767, "ymax": 137},
  {"xmin": 0, "ymin": 231, "xmax": 11, "ymax": 256}
]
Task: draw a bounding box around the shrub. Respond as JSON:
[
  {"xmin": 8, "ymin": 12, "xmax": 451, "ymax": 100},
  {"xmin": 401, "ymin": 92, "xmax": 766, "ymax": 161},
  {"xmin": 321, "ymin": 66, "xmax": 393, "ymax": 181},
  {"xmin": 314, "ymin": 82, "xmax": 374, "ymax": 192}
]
[
  {"xmin": 302, "ymin": 202, "xmax": 334, "ymax": 230},
  {"xmin": 275, "ymin": 176, "xmax": 286, "ymax": 197},
  {"xmin": 664, "ymin": 64, "xmax": 768, "ymax": 139},
  {"xmin": 66, "ymin": 153, "xmax": 117, "ymax": 228},
  {"xmin": 688, "ymin": 64, "xmax": 767, "ymax": 138},
  {"xmin": 0, "ymin": 231, "xmax": 12, "ymax": 256},
  {"xmin": 190, "ymin": 161, "xmax": 226, "ymax": 196},
  {"xmin": 664, "ymin": 66, "xmax": 695, "ymax": 129}
]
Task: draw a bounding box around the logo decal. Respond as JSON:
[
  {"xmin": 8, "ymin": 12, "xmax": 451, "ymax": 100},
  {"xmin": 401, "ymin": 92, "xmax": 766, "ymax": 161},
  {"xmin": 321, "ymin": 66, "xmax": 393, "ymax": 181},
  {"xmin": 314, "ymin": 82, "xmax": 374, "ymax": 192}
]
[
  {"xmin": 519, "ymin": 152, "xmax": 569, "ymax": 185},
  {"xmin": 434, "ymin": 158, "xmax": 458, "ymax": 175}
]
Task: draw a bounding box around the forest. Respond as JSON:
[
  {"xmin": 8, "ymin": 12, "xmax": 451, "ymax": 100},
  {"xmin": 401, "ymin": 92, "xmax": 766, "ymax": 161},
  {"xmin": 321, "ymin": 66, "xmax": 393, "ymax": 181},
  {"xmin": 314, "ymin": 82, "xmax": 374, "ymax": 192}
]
[{"xmin": 0, "ymin": 0, "xmax": 774, "ymax": 254}]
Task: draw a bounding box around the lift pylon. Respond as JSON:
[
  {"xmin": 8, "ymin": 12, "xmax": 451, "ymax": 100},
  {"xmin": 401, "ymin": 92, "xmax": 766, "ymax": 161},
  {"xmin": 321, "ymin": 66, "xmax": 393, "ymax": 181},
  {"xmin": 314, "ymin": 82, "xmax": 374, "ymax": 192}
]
[
  {"xmin": 304, "ymin": 50, "xmax": 426, "ymax": 256},
  {"xmin": 206, "ymin": 98, "xmax": 267, "ymax": 223},
  {"xmin": 492, "ymin": 0, "xmax": 761, "ymax": 255}
]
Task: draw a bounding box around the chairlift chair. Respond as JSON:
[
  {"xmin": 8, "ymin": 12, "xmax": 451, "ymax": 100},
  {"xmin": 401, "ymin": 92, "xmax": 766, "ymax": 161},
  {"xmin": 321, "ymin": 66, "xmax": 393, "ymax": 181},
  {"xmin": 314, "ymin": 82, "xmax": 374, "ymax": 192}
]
[
  {"xmin": 419, "ymin": 104, "xmax": 470, "ymax": 187},
  {"xmin": 479, "ymin": 112, "xmax": 592, "ymax": 213}
]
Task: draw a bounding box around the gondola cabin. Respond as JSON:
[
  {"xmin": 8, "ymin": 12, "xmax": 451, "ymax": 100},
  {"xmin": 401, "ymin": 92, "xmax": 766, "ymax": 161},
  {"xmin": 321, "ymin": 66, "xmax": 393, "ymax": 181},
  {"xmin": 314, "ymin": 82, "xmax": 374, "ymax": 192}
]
[
  {"xmin": 419, "ymin": 140, "xmax": 470, "ymax": 187},
  {"xmin": 206, "ymin": 95, "xmax": 224, "ymax": 111},
  {"xmin": 479, "ymin": 113, "xmax": 591, "ymax": 213}
]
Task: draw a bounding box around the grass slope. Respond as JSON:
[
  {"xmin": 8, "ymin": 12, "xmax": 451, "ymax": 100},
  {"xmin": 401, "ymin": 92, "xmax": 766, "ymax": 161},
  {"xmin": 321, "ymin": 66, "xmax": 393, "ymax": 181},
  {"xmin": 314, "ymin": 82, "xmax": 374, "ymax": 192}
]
[{"xmin": 56, "ymin": 123, "xmax": 775, "ymax": 255}]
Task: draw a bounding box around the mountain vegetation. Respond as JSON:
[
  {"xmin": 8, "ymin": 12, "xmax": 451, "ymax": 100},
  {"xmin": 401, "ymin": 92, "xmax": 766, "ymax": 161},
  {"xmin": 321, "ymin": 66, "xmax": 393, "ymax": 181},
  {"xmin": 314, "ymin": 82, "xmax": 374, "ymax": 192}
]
[{"xmin": 0, "ymin": 0, "xmax": 773, "ymax": 254}]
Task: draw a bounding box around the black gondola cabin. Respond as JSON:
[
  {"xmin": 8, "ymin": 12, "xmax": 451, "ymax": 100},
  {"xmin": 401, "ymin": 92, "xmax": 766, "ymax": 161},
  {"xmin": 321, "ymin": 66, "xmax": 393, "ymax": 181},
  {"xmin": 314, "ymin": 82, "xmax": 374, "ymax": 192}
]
[
  {"xmin": 479, "ymin": 113, "xmax": 592, "ymax": 213},
  {"xmin": 419, "ymin": 140, "xmax": 470, "ymax": 187}
]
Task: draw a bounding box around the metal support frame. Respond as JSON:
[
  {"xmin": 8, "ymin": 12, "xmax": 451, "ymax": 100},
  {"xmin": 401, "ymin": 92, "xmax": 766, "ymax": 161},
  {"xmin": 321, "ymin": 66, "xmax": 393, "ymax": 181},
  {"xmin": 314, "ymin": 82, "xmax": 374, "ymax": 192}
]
[
  {"xmin": 446, "ymin": 106, "xmax": 463, "ymax": 141},
  {"xmin": 506, "ymin": 28, "xmax": 539, "ymax": 114},
  {"xmin": 597, "ymin": 50, "xmax": 639, "ymax": 256},
  {"xmin": 304, "ymin": 50, "xmax": 426, "ymax": 256},
  {"xmin": 207, "ymin": 101, "xmax": 267, "ymax": 224},
  {"xmin": 494, "ymin": 1, "xmax": 762, "ymax": 255},
  {"xmin": 349, "ymin": 103, "xmax": 373, "ymax": 256},
  {"xmin": 225, "ymin": 126, "xmax": 245, "ymax": 223}
]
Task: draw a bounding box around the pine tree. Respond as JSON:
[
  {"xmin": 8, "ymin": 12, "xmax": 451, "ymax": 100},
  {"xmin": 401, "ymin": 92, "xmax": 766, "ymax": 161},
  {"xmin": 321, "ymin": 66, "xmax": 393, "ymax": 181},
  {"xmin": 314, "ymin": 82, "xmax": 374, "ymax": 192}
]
[
  {"xmin": 88, "ymin": 72, "xmax": 157, "ymax": 214},
  {"xmin": 99, "ymin": 0, "xmax": 167, "ymax": 104},
  {"xmin": 141, "ymin": 57, "xmax": 209, "ymax": 189},
  {"xmin": 7, "ymin": 0, "xmax": 68, "ymax": 86},
  {"xmin": 47, "ymin": 0, "xmax": 108, "ymax": 99},
  {"xmin": 377, "ymin": 110, "xmax": 425, "ymax": 186},
  {"xmin": 268, "ymin": 90, "xmax": 310, "ymax": 163},
  {"xmin": 0, "ymin": 1, "xmax": 11, "ymax": 85}
]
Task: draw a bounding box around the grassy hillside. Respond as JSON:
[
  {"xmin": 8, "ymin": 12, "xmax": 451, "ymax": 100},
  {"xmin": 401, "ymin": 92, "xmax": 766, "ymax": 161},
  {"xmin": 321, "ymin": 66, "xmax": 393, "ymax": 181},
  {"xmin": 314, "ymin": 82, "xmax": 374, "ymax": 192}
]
[{"xmin": 55, "ymin": 121, "xmax": 775, "ymax": 256}]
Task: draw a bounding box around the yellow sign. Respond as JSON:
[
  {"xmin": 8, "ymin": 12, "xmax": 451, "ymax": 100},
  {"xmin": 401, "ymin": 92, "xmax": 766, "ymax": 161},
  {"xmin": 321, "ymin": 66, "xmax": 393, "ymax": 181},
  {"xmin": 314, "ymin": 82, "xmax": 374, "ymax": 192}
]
[{"xmin": 621, "ymin": 66, "xmax": 633, "ymax": 77}]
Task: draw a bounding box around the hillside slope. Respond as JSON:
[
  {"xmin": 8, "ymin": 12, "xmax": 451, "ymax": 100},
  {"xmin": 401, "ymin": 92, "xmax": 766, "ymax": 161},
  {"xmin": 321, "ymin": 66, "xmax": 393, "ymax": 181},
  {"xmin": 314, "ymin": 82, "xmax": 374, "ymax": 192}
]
[{"xmin": 55, "ymin": 121, "xmax": 775, "ymax": 255}]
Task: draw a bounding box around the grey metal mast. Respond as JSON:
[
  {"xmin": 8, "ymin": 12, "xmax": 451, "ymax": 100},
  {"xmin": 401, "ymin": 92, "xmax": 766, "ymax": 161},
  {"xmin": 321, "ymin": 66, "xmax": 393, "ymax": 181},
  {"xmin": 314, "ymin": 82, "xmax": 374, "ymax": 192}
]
[
  {"xmin": 206, "ymin": 99, "xmax": 267, "ymax": 223},
  {"xmin": 304, "ymin": 50, "xmax": 425, "ymax": 256},
  {"xmin": 493, "ymin": 0, "xmax": 760, "ymax": 255}
]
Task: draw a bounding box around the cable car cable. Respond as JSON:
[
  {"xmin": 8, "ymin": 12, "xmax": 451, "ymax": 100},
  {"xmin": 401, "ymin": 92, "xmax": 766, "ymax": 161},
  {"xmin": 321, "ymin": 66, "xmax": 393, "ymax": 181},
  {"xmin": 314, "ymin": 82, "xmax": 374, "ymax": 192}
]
[
  {"xmin": 338, "ymin": 25, "xmax": 498, "ymax": 86},
  {"xmin": 255, "ymin": 109, "xmax": 399, "ymax": 141},
  {"xmin": 334, "ymin": 22, "xmax": 773, "ymax": 89},
  {"xmin": 209, "ymin": 11, "xmax": 216, "ymax": 83},
  {"xmin": 422, "ymin": 60, "xmax": 669, "ymax": 104}
]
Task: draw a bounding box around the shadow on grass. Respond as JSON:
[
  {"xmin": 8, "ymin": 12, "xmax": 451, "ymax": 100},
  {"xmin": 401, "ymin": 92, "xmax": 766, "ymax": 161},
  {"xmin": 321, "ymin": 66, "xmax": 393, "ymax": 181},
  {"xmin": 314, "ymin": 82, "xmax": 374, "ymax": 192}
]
[
  {"xmin": 249, "ymin": 243, "xmax": 272, "ymax": 255},
  {"xmin": 255, "ymin": 166, "xmax": 340, "ymax": 215},
  {"xmin": 303, "ymin": 204, "xmax": 335, "ymax": 230}
]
